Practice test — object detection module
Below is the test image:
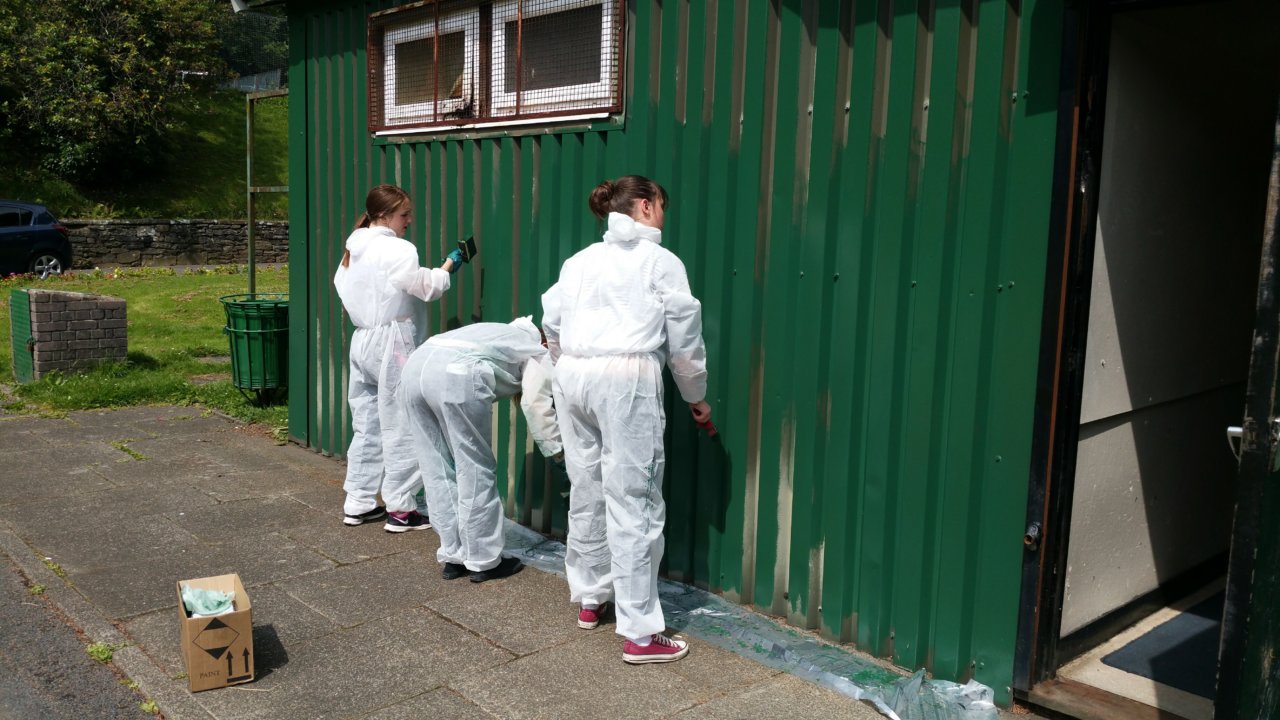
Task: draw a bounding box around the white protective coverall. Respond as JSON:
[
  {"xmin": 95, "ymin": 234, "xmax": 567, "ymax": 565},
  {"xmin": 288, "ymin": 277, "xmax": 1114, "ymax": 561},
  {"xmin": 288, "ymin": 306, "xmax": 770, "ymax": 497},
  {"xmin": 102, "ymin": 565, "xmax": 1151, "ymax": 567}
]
[
  {"xmin": 333, "ymin": 225, "xmax": 451, "ymax": 516},
  {"xmin": 400, "ymin": 318, "xmax": 562, "ymax": 571},
  {"xmin": 541, "ymin": 212, "xmax": 708, "ymax": 640}
]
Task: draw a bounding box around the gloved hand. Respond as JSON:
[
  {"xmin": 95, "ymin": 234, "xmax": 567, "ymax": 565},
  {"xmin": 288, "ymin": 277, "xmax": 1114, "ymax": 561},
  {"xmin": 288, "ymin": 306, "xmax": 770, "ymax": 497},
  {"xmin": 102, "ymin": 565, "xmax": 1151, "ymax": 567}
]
[
  {"xmin": 445, "ymin": 248, "xmax": 465, "ymax": 273},
  {"xmin": 695, "ymin": 418, "xmax": 719, "ymax": 438}
]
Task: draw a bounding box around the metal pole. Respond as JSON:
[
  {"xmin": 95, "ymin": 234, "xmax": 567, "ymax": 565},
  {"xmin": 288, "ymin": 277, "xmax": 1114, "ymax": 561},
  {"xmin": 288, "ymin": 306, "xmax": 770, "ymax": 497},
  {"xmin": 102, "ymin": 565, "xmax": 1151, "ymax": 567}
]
[{"xmin": 246, "ymin": 94, "xmax": 257, "ymax": 294}]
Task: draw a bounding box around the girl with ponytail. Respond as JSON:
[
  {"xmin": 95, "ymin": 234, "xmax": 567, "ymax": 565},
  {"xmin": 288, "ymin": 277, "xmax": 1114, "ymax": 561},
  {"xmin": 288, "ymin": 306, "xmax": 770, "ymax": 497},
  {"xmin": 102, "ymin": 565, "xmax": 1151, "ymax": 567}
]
[{"xmin": 333, "ymin": 184, "xmax": 461, "ymax": 532}]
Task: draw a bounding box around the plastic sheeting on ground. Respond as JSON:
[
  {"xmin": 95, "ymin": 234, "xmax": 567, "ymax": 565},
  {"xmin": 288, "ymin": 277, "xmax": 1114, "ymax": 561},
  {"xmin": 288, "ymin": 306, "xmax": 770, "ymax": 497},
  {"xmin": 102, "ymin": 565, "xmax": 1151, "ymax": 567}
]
[{"xmin": 503, "ymin": 520, "xmax": 999, "ymax": 720}]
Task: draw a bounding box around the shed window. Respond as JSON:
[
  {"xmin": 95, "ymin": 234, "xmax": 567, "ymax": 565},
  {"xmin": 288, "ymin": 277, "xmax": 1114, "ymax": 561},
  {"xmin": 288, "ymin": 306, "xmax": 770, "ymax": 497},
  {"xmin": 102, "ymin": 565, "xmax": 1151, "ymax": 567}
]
[
  {"xmin": 382, "ymin": 10, "xmax": 479, "ymax": 123},
  {"xmin": 369, "ymin": 0, "xmax": 623, "ymax": 134}
]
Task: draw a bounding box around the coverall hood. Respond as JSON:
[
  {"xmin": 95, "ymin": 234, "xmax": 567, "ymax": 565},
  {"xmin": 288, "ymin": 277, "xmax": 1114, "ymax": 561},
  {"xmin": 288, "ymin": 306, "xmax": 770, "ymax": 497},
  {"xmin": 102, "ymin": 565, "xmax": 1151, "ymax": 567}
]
[
  {"xmin": 604, "ymin": 212, "xmax": 662, "ymax": 246},
  {"xmin": 509, "ymin": 316, "xmax": 542, "ymax": 347},
  {"xmin": 345, "ymin": 225, "xmax": 396, "ymax": 261}
]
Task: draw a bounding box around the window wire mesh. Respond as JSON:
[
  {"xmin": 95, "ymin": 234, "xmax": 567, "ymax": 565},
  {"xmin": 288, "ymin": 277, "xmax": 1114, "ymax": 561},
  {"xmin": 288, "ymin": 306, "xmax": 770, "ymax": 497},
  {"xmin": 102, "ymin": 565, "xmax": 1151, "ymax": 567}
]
[{"xmin": 369, "ymin": 0, "xmax": 621, "ymax": 132}]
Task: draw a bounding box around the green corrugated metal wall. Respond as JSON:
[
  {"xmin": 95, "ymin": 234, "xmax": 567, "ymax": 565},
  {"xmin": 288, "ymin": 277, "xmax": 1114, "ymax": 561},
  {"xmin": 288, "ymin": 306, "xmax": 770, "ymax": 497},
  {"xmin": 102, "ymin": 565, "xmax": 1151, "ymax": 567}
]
[{"xmin": 286, "ymin": 0, "xmax": 1065, "ymax": 701}]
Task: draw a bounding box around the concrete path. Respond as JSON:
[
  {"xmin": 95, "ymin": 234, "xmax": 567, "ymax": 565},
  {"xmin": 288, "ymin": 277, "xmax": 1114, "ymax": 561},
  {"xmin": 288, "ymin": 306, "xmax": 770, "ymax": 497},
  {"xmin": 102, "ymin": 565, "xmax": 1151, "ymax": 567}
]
[
  {"xmin": 0, "ymin": 552, "xmax": 151, "ymax": 719},
  {"xmin": 0, "ymin": 406, "xmax": 892, "ymax": 720}
]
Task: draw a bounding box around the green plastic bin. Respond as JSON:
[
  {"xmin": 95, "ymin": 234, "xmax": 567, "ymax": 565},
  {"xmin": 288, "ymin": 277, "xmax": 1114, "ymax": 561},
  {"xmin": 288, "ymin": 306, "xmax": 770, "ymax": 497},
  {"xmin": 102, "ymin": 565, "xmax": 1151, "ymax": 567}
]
[{"xmin": 220, "ymin": 293, "xmax": 288, "ymax": 402}]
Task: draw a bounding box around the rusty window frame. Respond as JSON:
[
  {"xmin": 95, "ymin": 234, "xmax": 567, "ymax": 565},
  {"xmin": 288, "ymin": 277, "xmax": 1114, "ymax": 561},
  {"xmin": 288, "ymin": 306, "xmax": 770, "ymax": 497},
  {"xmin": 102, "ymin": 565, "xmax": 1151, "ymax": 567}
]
[{"xmin": 367, "ymin": 0, "xmax": 624, "ymax": 135}]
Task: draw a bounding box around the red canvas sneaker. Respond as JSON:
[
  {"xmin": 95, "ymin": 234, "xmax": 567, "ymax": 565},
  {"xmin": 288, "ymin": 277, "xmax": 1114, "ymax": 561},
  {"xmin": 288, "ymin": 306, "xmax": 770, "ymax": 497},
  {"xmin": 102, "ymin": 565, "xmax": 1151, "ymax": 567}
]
[
  {"xmin": 622, "ymin": 634, "xmax": 689, "ymax": 664},
  {"xmin": 578, "ymin": 601, "xmax": 613, "ymax": 629}
]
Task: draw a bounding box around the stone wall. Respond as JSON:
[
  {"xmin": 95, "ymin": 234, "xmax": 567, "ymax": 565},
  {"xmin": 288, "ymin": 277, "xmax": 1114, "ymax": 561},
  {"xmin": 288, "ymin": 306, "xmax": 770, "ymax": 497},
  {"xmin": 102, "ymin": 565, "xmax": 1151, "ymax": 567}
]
[
  {"xmin": 24, "ymin": 290, "xmax": 128, "ymax": 380},
  {"xmin": 64, "ymin": 219, "xmax": 288, "ymax": 268}
]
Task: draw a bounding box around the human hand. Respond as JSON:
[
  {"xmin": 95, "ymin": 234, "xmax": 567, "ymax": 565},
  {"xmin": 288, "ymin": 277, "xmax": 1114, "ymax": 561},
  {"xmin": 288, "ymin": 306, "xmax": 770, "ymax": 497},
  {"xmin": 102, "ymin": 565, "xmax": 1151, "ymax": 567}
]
[
  {"xmin": 444, "ymin": 248, "xmax": 465, "ymax": 273},
  {"xmin": 689, "ymin": 400, "xmax": 711, "ymax": 424},
  {"xmin": 551, "ymin": 451, "xmax": 566, "ymax": 468}
]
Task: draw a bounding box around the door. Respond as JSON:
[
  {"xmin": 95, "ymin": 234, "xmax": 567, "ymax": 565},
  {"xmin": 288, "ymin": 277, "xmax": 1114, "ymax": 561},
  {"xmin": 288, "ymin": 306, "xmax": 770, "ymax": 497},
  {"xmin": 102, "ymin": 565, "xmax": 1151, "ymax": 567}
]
[
  {"xmin": 1215, "ymin": 107, "xmax": 1280, "ymax": 720},
  {"xmin": 1016, "ymin": 1, "xmax": 1280, "ymax": 713}
]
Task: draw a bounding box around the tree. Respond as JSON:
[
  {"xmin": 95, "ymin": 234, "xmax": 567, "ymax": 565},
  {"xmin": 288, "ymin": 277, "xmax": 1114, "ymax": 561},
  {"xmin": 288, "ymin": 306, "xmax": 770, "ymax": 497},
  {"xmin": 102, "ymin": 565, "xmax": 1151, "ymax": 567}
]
[
  {"xmin": 220, "ymin": 9, "xmax": 288, "ymax": 78},
  {"xmin": 0, "ymin": 0, "xmax": 229, "ymax": 181}
]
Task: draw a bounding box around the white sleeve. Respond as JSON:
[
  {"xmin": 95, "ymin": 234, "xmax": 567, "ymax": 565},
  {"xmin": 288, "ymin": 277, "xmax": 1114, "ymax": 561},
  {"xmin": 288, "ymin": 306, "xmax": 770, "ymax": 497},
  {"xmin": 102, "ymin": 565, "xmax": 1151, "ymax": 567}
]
[
  {"xmin": 655, "ymin": 252, "xmax": 707, "ymax": 403},
  {"xmin": 520, "ymin": 355, "xmax": 562, "ymax": 457},
  {"xmin": 540, "ymin": 282, "xmax": 563, "ymax": 364},
  {"xmin": 387, "ymin": 244, "xmax": 451, "ymax": 302}
]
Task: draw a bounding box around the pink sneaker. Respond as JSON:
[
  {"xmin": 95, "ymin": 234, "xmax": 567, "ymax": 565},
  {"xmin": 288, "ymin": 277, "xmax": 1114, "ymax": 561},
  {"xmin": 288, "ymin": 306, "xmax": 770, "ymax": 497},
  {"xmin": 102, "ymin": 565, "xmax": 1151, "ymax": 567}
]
[
  {"xmin": 622, "ymin": 634, "xmax": 689, "ymax": 664},
  {"xmin": 577, "ymin": 602, "xmax": 612, "ymax": 629}
]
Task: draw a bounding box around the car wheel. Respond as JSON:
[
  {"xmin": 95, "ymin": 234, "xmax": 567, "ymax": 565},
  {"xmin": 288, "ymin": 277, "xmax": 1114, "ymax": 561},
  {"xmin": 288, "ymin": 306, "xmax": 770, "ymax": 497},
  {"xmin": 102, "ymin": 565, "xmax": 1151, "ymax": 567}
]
[{"xmin": 29, "ymin": 253, "xmax": 66, "ymax": 280}]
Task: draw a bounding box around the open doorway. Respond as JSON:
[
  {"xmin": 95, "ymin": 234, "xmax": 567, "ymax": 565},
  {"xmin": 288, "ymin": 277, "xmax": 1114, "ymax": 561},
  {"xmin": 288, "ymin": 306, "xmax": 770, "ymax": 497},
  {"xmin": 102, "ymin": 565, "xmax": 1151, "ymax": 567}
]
[{"xmin": 1049, "ymin": 1, "xmax": 1280, "ymax": 718}]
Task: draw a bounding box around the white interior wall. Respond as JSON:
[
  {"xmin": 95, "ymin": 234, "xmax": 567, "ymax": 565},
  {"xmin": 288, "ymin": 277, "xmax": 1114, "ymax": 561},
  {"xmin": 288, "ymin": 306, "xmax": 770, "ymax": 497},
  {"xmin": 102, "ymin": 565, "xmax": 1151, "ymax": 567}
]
[{"xmin": 1060, "ymin": 0, "xmax": 1279, "ymax": 637}]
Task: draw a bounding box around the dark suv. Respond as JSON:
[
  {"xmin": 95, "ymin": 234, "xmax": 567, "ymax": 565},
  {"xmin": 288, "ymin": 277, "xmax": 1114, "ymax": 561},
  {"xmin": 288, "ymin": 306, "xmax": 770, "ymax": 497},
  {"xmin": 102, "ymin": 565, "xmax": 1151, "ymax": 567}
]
[{"xmin": 0, "ymin": 200, "xmax": 73, "ymax": 279}]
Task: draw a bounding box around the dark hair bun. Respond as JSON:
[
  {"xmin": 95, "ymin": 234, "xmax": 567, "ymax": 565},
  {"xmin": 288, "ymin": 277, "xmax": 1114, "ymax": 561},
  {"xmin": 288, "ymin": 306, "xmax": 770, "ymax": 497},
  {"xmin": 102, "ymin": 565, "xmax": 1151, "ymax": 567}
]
[{"xmin": 588, "ymin": 180, "xmax": 616, "ymax": 220}]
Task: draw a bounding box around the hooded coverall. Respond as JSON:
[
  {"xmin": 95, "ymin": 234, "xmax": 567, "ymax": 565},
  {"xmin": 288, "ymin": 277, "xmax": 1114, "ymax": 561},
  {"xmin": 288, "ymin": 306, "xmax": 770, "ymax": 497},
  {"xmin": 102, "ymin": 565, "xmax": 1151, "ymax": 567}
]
[
  {"xmin": 541, "ymin": 212, "xmax": 708, "ymax": 641},
  {"xmin": 333, "ymin": 225, "xmax": 451, "ymax": 516},
  {"xmin": 399, "ymin": 318, "xmax": 562, "ymax": 571}
]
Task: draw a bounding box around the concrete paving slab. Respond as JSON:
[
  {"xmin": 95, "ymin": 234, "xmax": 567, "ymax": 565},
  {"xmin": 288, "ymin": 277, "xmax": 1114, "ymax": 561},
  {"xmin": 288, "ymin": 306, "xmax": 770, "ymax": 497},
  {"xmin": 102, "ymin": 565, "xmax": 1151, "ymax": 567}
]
[
  {"xmin": 237, "ymin": 583, "xmax": 346, "ymax": 652},
  {"xmin": 268, "ymin": 443, "xmax": 350, "ymax": 477},
  {"xmin": 451, "ymin": 631, "xmax": 708, "ymax": 720},
  {"xmin": 207, "ymin": 531, "xmax": 336, "ymax": 587},
  {"xmin": 38, "ymin": 439, "xmax": 137, "ymax": 471},
  {"xmin": 0, "ymin": 457, "xmax": 116, "ymax": 505},
  {"xmin": 662, "ymin": 640, "xmax": 782, "ymax": 702},
  {"xmin": 128, "ymin": 434, "xmax": 297, "ymax": 475},
  {"xmin": 103, "ymin": 407, "xmax": 239, "ymax": 439},
  {"xmin": 70, "ymin": 549, "xmax": 240, "ymax": 619},
  {"xmin": 7, "ymin": 410, "xmax": 165, "ymax": 444},
  {"xmin": 0, "ymin": 425, "xmax": 50, "ymax": 453},
  {"xmin": 670, "ymin": 672, "xmax": 886, "ymax": 720},
  {"xmin": 22, "ymin": 514, "xmax": 201, "ymax": 573},
  {"xmin": 275, "ymin": 550, "xmax": 461, "ymax": 627},
  {"xmin": 91, "ymin": 452, "xmax": 236, "ymax": 489},
  {"xmin": 0, "ymin": 415, "xmax": 68, "ymax": 439},
  {"xmin": 168, "ymin": 495, "xmax": 326, "ymax": 542},
  {"xmin": 192, "ymin": 468, "xmax": 326, "ymax": 503},
  {"xmin": 106, "ymin": 434, "xmax": 239, "ymax": 468},
  {"xmin": 426, "ymin": 563, "xmax": 582, "ymax": 656},
  {"xmin": 5, "ymin": 484, "xmax": 219, "ymax": 537},
  {"xmin": 363, "ymin": 687, "xmax": 498, "ymax": 720},
  {"xmin": 191, "ymin": 607, "xmax": 515, "ymax": 720},
  {"xmin": 281, "ymin": 517, "xmax": 434, "ymax": 565},
  {"xmin": 135, "ymin": 414, "xmax": 245, "ymax": 439},
  {"xmin": 284, "ymin": 486, "xmax": 349, "ymax": 520}
]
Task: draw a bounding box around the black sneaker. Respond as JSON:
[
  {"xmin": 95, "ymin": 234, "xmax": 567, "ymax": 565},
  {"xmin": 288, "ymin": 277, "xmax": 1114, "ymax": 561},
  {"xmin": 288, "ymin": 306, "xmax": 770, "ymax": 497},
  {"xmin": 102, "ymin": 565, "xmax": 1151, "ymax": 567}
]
[
  {"xmin": 384, "ymin": 510, "xmax": 431, "ymax": 533},
  {"xmin": 470, "ymin": 556, "xmax": 524, "ymax": 583},
  {"xmin": 442, "ymin": 562, "xmax": 468, "ymax": 580},
  {"xmin": 343, "ymin": 506, "xmax": 387, "ymax": 526}
]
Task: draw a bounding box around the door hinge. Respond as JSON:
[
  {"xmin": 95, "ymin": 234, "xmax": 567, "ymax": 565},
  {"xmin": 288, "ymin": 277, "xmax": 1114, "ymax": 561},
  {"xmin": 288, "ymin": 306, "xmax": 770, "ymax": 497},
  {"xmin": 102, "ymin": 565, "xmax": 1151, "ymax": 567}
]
[{"xmin": 1023, "ymin": 522, "xmax": 1042, "ymax": 552}]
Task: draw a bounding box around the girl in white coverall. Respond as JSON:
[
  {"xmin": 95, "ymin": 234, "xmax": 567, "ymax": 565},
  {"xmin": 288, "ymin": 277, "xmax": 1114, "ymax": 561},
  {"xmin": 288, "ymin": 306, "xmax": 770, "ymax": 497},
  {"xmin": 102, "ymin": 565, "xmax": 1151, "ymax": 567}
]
[
  {"xmin": 541, "ymin": 175, "xmax": 711, "ymax": 664},
  {"xmin": 334, "ymin": 184, "xmax": 464, "ymax": 532},
  {"xmin": 399, "ymin": 317, "xmax": 562, "ymax": 582}
]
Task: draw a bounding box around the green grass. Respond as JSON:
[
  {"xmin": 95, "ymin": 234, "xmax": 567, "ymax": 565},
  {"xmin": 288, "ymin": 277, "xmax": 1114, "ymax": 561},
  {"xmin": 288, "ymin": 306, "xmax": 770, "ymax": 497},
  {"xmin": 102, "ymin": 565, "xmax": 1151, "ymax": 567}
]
[
  {"xmin": 1, "ymin": 267, "xmax": 290, "ymax": 432},
  {"xmin": 86, "ymin": 642, "xmax": 125, "ymax": 664},
  {"xmin": 0, "ymin": 90, "xmax": 287, "ymax": 220}
]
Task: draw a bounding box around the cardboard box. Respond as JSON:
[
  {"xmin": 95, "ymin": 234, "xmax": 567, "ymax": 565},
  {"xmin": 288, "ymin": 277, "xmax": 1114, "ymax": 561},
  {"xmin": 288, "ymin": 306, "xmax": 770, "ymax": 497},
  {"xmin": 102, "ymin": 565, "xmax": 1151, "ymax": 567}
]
[{"xmin": 176, "ymin": 574, "xmax": 255, "ymax": 692}]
